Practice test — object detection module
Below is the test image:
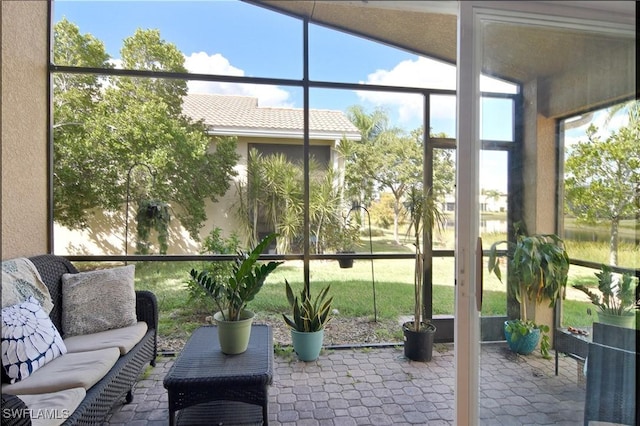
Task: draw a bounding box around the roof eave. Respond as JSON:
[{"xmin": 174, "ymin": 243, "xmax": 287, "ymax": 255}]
[{"xmin": 207, "ymin": 127, "xmax": 361, "ymax": 141}]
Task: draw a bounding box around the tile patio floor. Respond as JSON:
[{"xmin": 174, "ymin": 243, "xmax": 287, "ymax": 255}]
[{"xmin": 105, "ymin": 342, "xmax": 586, "ymax": 425}]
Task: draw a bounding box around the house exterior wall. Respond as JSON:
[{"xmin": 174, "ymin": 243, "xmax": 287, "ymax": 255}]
[
  {"xmin": 53, "ymin": 135, "xmax": 340, "ymax": 255},
  {"xmin": 1, "ymin": 1, "xmax": 49, "ymax": 259}
]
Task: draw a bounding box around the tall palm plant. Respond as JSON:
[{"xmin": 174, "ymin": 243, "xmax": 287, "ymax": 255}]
[
  {"xmin": 404, "ymin": 186, "xmax": 444, "ymax": 332},
  {"xmin": 309, "ymin": 165, "xmax": 342, "ymax": 254}
]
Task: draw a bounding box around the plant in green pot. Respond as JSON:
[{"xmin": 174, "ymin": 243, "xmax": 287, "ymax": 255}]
[
  {"xmin": 573, "ymin": 265, "xmax": 638, "ymax": 328},
  {"xmin": 189, "ymin": 233, "xmax": 282, "ymax": 354},
  {"xmin": 282, "ymin": 280, "xmax": 333, "ymax": 361},
  {"xmin": 488, "ymin": 224, "xmax": 570, "ymax": 359}
]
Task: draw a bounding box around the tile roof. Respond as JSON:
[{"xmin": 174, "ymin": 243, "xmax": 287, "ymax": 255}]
[{"xmin": 182, "ymin": 94, "xmax": 360, "ymax": 137}]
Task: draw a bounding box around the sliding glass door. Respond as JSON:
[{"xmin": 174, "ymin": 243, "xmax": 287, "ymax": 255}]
[{"xmin": 456, "ymin": 2, "xmax": 635, "ymax": 423}]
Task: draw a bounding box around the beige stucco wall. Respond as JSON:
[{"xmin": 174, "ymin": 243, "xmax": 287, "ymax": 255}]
[
  {"xmin": 521, "ymin": 78, "xmax": 562, "ymax": 337},
  {"xmin": 2, "ymin": 1, "xmax": 49, "ymax": 259},
  {"xmin": 54, "ymin": 135, "xmax": 340, "ymax": 255}
]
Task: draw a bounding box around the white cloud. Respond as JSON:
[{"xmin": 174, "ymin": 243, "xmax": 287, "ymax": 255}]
[
  {"xmin": 364, "ymin": 57, "xmax": 457, "ymax": 91},
  {"xmin": 356, "ymin": 57, "xmax": 456, "ymax": 124},
  {"xmin": 356, "ymin": 56, "xmax": 517, "ymax": 125},
  {"xmin": 563, "ymin": 108, "xmax": 630, "ymax": 149},
  {"xmin": 184, "ymin": 52, "xmax": 292, "ymax": 107}
]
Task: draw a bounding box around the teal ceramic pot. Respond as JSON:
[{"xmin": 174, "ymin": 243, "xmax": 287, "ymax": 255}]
[
  {"xmin": 504, "ymin": 321, "xmax": 540, "ymax": 355},
  {"xmin": 291, "ymin": 329, "xmax": 324, "ymax": 361}
]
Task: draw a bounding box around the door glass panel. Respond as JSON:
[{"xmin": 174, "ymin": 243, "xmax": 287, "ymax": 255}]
[
  {"xmin": 473, "ymin": 8, "xmax": 636, "ymax": 425},
  {"xmin": 559, "ymin": 101, "xmax": 639, "ymax": 331}
]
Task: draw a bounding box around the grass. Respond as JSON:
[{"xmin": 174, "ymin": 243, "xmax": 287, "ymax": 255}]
[
  {"xmin": 120, "ymin": 258, "xmax": 606, "ymax": 344},
  {"xmin": 77, "ymin": 224, "xmax": 637, "ymax": 343}
]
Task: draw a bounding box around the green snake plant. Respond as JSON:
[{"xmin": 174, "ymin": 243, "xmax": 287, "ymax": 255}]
[{"xmin": 282, "ymin": 280, "xmax": 333, "ymax": 332}]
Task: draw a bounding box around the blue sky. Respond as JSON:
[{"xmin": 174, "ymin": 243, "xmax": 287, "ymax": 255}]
[
  {"xmin": 53, "ymin": 1, "xmax": 517, "ymax": 132},
  {"xmin": 54, "ymin": 0, "xmax": 524, "ymax": 191}
]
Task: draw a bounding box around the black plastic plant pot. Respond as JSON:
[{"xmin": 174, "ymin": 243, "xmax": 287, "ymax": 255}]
[
  {"xmin": 403, "ymin": 321, "xmax": 436, "ymax": 362},
  {"xmin": 337, "ymin": 251, "xmax": 355, "ymax": 269}
]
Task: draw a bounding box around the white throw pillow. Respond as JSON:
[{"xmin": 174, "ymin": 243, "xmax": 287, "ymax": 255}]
[
  {"xmin": 61, "ymin": 265, "xmax": 137, "ymax": 337},
  {"xmin": 1, "ymin": 297, "xmax": 67, "ymax": 383},
  {"xmin": 2, "ymin": 258, "xmax": 53, "ymax": 314}
]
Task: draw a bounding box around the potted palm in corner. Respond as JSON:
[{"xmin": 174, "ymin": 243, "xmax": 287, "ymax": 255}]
[
  {"xmin": 402, "ymin": 187, "xmax": 439, "ymax": 362},
  {"xmin": 488, "ymin": 224, "xmax": 569, "ymax": 358},
  {"xmin": 573, "ymin": 265, "xmax": 638, "ymax": 328},
  {"xmin": 282, "ymin": 280, "xmax": 333, "ymax": 361},
  {"xmin": 189, "ymin": 233, "xmax": 282, "ymax": 354}
]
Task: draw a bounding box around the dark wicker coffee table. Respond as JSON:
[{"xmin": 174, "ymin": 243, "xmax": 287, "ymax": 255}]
[{"xmin": 163, "ymin": 325, "xmax": 273, "ymax": 425}]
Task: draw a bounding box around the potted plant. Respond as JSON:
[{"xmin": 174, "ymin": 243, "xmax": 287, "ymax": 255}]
[
  {"xmin": 282, "ymin": 280, "xmax": 333, "ymax": 361},
  {"xmin": 401, "ymin": 187, "xmax": 439, "ymax": 362},
  {"xmin": 487, "ymin": 224, "xmax": 570, "ymax": 358},
  {"xmin": 136, "ymin": 199, "xmax": 170, "ymax": 254},
  {"xmin": 334, "ymin": 220, "xmax": 360, "ymax": 268},
  {"xmin": 573, "ymin": 265, "xmax": 638, "ymax": 328},
  {"xmin": 189, "ymin": 233, "xmax": 282, "ymax": 354}
]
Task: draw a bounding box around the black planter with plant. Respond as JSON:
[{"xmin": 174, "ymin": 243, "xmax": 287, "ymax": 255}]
[
  {"xmin": 402, "ymin": 187, "xmax": 439, "ymax": 362},
  {"xmin": 337, "ymin": 254, "xmax": 355, "ymax": 269},
  {"xmin": 282, "ymin": 280, "xmax": 333, "ymax": 361},
  {"xmin": 488, "ymin": 224, "xmax": 570, "ymax": 358},
  {"xmin": 331, "ymin": 219, "xmax": 360, "ymax": 269}
]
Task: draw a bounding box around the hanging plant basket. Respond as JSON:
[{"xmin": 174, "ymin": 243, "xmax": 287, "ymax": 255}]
[
  {"xmin": 136, "ymin": 199, "xmax": 170, "ymax": 254},
  {"xmin": 337, "ymin": 251, "xmax": 355, "ymax": 268}
]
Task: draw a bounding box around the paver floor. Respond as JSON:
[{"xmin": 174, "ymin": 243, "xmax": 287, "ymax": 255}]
[{"xmin": 106, "ymin": 342, "xmax": 585, "ymax": 425}]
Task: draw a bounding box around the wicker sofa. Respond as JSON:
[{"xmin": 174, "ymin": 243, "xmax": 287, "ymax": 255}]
[{"xmin": 1, "ymin": 254, "xmax": 157, "ymax": 426}]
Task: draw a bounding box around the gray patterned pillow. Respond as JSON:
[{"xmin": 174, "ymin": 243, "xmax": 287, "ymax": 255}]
[
  {"xmin": 61, "ymin": 265, "xmax": 137, "ymax": 337},
  {"xmin": 1, "ymin": 297, "xmax": 67, "ymax": 383}
]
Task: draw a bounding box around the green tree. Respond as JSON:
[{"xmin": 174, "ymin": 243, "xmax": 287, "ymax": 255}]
[
  {"xmin": 53, "ymin": 18, "xmax": 113, "ymax": 228},
  {"xmin": 340, "ymin": 105, "xmax": 389, "ymax": 206},
  {"xmin": 53, "ymin": 22, "xmax": 239, "ymax": 250},
  {"xmin": 565, "ymin": 119, "xmax": 639, "ymax": 265},
  {"xmin": 368, "ymin": 128, "xmax": 422, "ymax": 243},
  {"xmin": 344, "ymin": 108, "xmax": 455, "ymax": 244},
  {"xmin": 343, "ymin": 107, "xmax": 419, "ymax": 243}
]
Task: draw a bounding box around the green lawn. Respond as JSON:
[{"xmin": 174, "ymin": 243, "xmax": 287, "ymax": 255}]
[
  {"xmin": 122, "ymin": 258, "xmax": 603, "ymax": 343},
  {"xmin": 77, "ymin": 225, "xmax": 637, "ymax": 343}
]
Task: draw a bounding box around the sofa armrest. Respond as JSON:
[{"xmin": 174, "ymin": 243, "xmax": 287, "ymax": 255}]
[
  {"xmin": 1, "ymin": 393, "xmax": 31, "ymax": 426},
  {"xmin": 135, "ymin": 290, "xmax": 158, "ymax": 330}
]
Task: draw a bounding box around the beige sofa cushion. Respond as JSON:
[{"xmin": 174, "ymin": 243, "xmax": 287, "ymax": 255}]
[
  {"xmin": 1, "ymin": 347, "xmax": 119, "ymax": 395},
  {"xmin": 64, "ymin": 322, "xmax": 147, "ymax": 355},
  {"xmin": 17, "ymin": 387, "xmax": 86, "ymax": 426}
]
